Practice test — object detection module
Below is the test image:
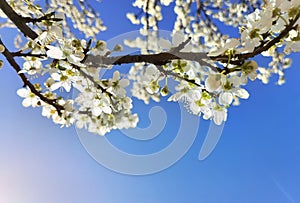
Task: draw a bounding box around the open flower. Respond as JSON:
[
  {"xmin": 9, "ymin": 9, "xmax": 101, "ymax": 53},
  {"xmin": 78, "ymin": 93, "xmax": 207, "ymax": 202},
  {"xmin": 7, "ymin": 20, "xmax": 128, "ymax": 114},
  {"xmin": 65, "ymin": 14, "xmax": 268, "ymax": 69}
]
[
  {"xmin": 208, "ymin": 38, "xmax": 240, "ymax": 57},
  {"xmin": 92, "ymin": 95, "xmax": 112, "ymax": 117},
  {"xmin": 17, "ymin": 87, "xmax": 41, "ymax": 107},
  {"xmin": 46, "ymin": 39, "xmax": 85, "ymax": 66},
  {"xmin": 219, "ymin": 91, "xmax": 233, "ymax": 106},
  {"xmin": 20, "ymin": 57, "xmax": 43, "ymax": 75},
  {"xmin": 213, "ymin": 107, "xmax": 227, "ymax": 125},
  {"xmin": 205, "ymin": 74, "xmax": 223, "ymax": 92},
  {"xmin": 107, "ymin": 71, "xmax": 130, "ymax": 97},
  {"xmin": 50, "ymin": 72, "xmax": 73, "ymax": 92}
]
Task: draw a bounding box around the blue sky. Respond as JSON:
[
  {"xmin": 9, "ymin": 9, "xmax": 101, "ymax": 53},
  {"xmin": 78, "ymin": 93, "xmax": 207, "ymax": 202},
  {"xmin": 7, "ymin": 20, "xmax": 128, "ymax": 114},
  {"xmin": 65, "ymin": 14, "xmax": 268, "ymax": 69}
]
[{"xmin": 1, "ymin": 1, "xmax": 300, "ymax": 202}]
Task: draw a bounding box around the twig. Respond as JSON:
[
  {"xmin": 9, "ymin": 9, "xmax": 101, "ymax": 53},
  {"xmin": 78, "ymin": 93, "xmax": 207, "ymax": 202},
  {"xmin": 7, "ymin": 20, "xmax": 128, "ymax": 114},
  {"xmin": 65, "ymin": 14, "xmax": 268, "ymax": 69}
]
[
  {"xmin": 0, "ymin": 38, "xmax": 64, "ymax": 114},
  {"xmin": 0, "ymin": 0, "xmax": 38, "ymax": 39},
  {"xmin": 170, "ymin": 37, "xmax": 192, "ymax": 53}
]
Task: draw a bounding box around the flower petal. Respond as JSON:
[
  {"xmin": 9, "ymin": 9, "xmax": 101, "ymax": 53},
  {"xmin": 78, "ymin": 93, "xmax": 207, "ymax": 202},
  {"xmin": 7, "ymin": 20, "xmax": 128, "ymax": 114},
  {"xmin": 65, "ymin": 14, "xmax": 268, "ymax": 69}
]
[
  {"xmin": 17, "ymin": 88, "xmax": 29, "ymax": 98},
  {"xmin": 46, "ymin": 45, "xmax": 65, "ymax": 59}
]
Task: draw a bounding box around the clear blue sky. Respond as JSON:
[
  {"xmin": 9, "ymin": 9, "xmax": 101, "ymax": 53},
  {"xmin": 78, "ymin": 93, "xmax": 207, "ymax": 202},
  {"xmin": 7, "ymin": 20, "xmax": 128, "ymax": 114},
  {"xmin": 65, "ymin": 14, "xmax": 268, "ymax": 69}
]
[{"xmin": 0, "ymin": 1, "xmax": 300, "ymax": 202}]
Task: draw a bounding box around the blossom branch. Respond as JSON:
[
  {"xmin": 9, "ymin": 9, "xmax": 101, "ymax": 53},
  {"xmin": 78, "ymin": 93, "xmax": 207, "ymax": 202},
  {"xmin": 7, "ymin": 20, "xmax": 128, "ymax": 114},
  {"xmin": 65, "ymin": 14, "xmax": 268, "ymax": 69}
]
[
  {"xmin": 86, "ymin": 52, "xmax": 218, "ymax": 71},
  {"xmin": 11, "ymin": 51, "xmax": 47, "ymax": 58},
  {"xmin": 155, "ymin": 65, "xmax": 202, "ymax": 88},
  {"xmin": 22, "ymin": 12, "xmax": 63, "ymax": 24},
  {"xmin": 0, "ymin": 38, "xmax": 64, "ymax": 114},
  {"xmin": 0, "ymin": 0, "xmax": 39, "ymax": 39},
  {"xmin": 211, "ymin": 13, "xmax": 300, "ymax": 64}
]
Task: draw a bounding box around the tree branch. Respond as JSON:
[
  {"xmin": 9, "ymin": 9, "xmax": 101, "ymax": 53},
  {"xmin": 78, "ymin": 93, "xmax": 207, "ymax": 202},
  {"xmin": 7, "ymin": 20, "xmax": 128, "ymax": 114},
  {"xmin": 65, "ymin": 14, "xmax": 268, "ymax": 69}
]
[
  {"xmin": 0, "ymin": 0, "xmax": 39, "ymax": 39},
  {"xmin": 211, "ymin": 13, "xmax": 300, "ymax": 64},
  {"xmin": 85, "ymin": 52, "xmax": 219, "ymax": 71},
  {"xmin": 0, "ymin": 38, "xmax": 64, "ymax": 114}
]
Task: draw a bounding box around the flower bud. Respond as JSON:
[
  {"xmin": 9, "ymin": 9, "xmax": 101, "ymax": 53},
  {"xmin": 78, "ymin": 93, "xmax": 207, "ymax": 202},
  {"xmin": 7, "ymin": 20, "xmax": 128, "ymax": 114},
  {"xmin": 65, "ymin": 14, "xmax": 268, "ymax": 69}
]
[
  {"xmin": 160, "ymin": 86, "xmax": 169, "ymax": 96},
  {"xmin": 0, "ymin": 44, "xmax": 5, "ymax": 53}
]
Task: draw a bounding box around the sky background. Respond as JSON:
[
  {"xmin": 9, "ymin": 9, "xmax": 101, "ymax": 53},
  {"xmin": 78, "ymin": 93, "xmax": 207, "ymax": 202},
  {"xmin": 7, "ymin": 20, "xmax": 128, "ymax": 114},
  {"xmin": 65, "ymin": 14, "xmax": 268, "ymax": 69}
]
[{"xmin": 1, "ymin": 0, "xmax": 300, "ymax": 202}]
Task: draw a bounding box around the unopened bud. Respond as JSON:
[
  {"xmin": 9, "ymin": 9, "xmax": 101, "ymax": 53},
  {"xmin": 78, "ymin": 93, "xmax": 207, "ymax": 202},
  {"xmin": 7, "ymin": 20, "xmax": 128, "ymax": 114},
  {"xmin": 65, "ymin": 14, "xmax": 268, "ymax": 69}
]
[
  {"xmin": 0, "ymin": 44, "xmax": 5, "ymax": 53},
  {"xmin": 160, "ymin": 86, "xmax": 169, "ymax": 96}
]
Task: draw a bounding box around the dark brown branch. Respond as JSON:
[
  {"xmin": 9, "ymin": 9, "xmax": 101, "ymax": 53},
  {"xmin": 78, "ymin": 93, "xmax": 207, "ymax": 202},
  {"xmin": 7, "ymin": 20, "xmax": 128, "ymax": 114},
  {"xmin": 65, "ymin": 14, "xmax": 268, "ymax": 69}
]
[
  {"xmin": 211, "ymin": 13, "xmax": 300, "ymax": 64},
  {"xmin": 0, "ymin": 38, "xmax": 64, "ymax": 114},
  {"xmin": 85, "ymin": 11, "xmax": 298, "ymax": 72},
  {"xmin": 75, "ymin": 39, "xmax": 113, "ymax": 96},
  {"xmin": 239, "ymin": 14, "xmax": 299, "ymax": 59},
  {"xmin": 170, "ymin": 37, "xmax": 192, "ymax": 53},
  {"xmin": 73, "ymin": 65, "xmax": 113, "ymax": 97},
  {"xmin": 86, "ymin": 52, "xmax": 219, "ymax": 71},
  {"xmin": 155, "ymin": 65, "xmax": 201, "ymax": 88},
  {"xmin": 145, "ymin": 0, "xmax": 150, "ymax": 31},
  {"xmin": 0, "ymin": 0, "xmax": 39, "ymax": 39},
  {"xmin": 22, "ymin": 12, "xmax": 63, "ymax": 23},
  {"xmin": 11, "ymin": 51, "xmax": 47, "ymax": 58}
]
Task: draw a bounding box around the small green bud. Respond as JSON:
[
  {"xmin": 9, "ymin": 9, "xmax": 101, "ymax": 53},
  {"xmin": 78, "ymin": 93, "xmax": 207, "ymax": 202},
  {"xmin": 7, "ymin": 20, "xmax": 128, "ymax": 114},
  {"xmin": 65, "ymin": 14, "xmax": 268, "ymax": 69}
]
[
  {"xmin": 160, "ymin": 86, "xmax": 169, "ymax": 96},
  {"xmin": 202, "ymin": 91, "xmax": 211, "ymax": 100},
  {"xmin": 272, "ymin": 7, "xmax": 281, "ymax": 18},
  {"xmin": 195, "ymin": 99, "xmax": 204, "ymax": 107},
  {"xmin": 60, "ymin": 75, "xmax": 68, "ymax": 81},
  {"xmin": 149, "ymin": 80, "xmax": 160, "ymax": 92},
  {"xmin": 72, "ymin": 39, "xmax": 81, "ymax": 47},
  {"xmin": 288, "ymin": 6, "xmax": 300, "ymax": 18},
  {"xmin": 33, "ymin": 83, "xmax": 42, "ymax": 92},
  {"xmin": 249, "ymin": 29, "xmax": 260, "ymax": 39},
  {"xmin": 95, "ymin": 40, "xmax": 106, "ymax": 51},
  {"xmin": 113, "ymin": 44, "xmax": 123, "ymax": 52},
  {"xmin": 223, "ymin": 80, "xmax": 233, "ymax": 90},
  {"xmin": 242, "ymin": 60, "xmax": 258, "ymax": 74}
]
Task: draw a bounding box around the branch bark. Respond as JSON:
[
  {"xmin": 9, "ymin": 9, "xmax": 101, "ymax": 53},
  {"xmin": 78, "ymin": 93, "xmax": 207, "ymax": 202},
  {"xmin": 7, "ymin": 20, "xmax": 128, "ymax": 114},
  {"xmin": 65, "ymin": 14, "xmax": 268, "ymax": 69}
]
[
  {"xmin": 85, "ymin": 52, "xmax": 218, "ymax": 71},
  {"xmin": 0, "ymin": 0, "xmax": 299, "ymax": 116},
  {"xmin": 211, "ymin": 13, "xmax": 300, "ymax": 64},
  {"xmin": 0, "ymin": 38, "xmax": 64, "ymax": 113},
  {"xmin": 0, "ymin": 0, "xmax": 39, "ymax": 39}
]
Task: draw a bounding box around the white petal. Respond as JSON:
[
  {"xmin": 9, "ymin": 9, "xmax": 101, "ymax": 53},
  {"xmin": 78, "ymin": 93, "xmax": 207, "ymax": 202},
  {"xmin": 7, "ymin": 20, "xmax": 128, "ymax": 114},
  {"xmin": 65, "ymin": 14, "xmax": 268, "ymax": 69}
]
[
  {"xmin": 51, "ymin": 72, "xmax": 61, "ymax": 81},
  {"xmin": 205, "ymin": 75, "xmax": 221, "ymax": 92},
  {"xmin": 202, "ymin": 107, "xmax": 212, "ymax": 120},
  {"xmin": 50, "ymin": 82, "xmax": 62, "ymax": 91},
  {"xmin": 112, "ymin": 71, "xmax": 120, "ymax": 81},
  {"xmin": 62, "ymin": 81, "xmax": 72, "ymax": 92},
  {"xmin": 22, "ymin": 98, "xmax": 32, "ymax": 107},
  {"xmin": 119, "ymin": 79, "xmax": 129, "ymax": 87},
  {"xmin": 290, "ymin": 42, "xmax": 300, "ymax": 52},
  {"xmin": 213, "ymin": 109, "xmax": 227, "ymax": 125},
  {"xmin": 189, "ymin": 102, "xmax": 200, "ymax": 115},
  {"xmin": 226, "ymin": 38, "xmax": 240, "ymax": 48},
  {"xmin": 102, "ymin": 106, "xmax": 112, "ymax": 114},
  {"xmin": 219, "ymin": 92, "xmax": 233, "ymax": 105},
  {"xmin": 233, "ymin": 88, "xmax": 249, "ymax": 99},
  {"xmin": 92, "ymin": 107, "xmax": 102, "ymax": 117},
  {"xmin": 67, "ymin": 54, "xmax": 82, "ymax": 64},
  {"xmin": 46, "ymin": 46, "xmax": 65, "ymax": 59},
  {"xmin": 17, "ymin": 88, "xmax": 29, "ymax": 98}
]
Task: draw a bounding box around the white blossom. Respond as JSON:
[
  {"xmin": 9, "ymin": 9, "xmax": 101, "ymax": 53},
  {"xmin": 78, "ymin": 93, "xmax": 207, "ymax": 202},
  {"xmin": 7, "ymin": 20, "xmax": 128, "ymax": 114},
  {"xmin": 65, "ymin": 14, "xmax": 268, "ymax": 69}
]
[{"xmin": 17, "ymin": 87, "xmax": 41, "ymax": 108}]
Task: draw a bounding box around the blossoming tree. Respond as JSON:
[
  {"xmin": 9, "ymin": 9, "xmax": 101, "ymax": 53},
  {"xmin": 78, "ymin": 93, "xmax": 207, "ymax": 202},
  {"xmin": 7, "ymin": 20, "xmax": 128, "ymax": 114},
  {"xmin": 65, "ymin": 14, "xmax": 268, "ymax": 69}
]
[{"xmin": 0, "ymin": 0, "xmax": 299, "ymax": 135}]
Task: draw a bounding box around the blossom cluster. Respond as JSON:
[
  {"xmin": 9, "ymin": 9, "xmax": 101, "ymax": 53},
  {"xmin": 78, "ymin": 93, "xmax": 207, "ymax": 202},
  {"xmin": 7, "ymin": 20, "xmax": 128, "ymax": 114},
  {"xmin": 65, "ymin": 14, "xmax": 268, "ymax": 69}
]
[
  {"xmin": 15, "ymin": 31, "xmax": 139, "ymax": 135},
  {"xmin": 5, "ymin": 5, "xmax": 138, "ymax": 135},
  {"xmin": 126, "ymin": 0, "xmax": 300, "ymax": 125},
  {"xmin": 0, "ymin": 0, "xmax": 106, "ymax": 43},
  {"xmin": 0, "ymin": 0, "xmax": 299, "ymax": 135}
]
